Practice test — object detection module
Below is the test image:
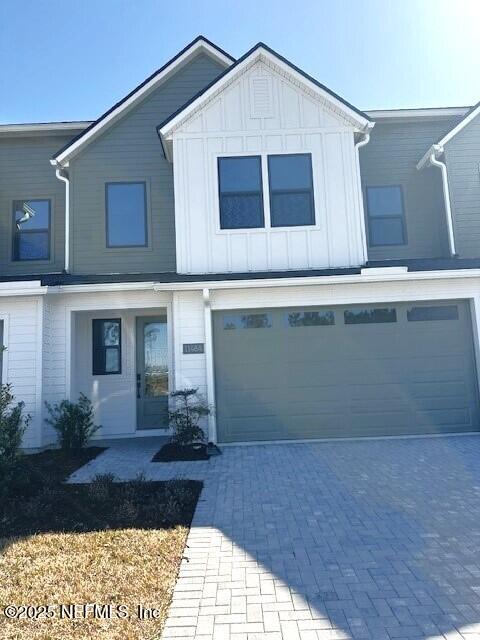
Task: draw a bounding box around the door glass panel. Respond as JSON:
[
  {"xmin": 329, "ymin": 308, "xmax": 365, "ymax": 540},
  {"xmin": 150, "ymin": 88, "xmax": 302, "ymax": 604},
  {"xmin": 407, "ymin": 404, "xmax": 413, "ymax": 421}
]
[{"xmin": 144, "ymin": 320, "xmax": 168, "ymax": 398}]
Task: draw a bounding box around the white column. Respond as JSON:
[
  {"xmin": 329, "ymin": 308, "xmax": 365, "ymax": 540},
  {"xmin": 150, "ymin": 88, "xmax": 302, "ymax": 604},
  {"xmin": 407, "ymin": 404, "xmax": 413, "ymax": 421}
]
[{"xmin": 203, "ymin": 288, "xmax": 217, "ymax": 443}]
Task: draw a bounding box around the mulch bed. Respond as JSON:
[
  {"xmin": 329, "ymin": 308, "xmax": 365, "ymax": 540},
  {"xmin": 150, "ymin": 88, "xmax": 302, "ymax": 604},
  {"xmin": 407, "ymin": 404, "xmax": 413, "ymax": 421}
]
[
  {"xmin": 1, "ymin": 447, "xmax": 202, "ymax": 537},
  {"xmin": 152, "ymin": 442, "xmax": 210, "ymax": 462}
]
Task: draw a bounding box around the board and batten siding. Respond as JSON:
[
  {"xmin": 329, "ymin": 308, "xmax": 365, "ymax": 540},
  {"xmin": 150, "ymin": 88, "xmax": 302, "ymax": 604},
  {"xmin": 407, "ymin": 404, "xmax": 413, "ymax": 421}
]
[
  {"xmin": 68, "ymin": 53, "xmax": 225, "ymax": 275},
  {"xmin": 359, "ymin": 119, "xmax": 459, "ymax": 261},
  {"xmin": 0, "ymin": 134, "xmax": 73, "ymax": 275},
  {"xmin": 172, "ymin": 60, "xmax": 366, "ymax": 274},
  {"xmin": 0, "ymin": 295, "xmax": 44, "ymax": 448},
  {"xmin": 444, "ymin": 112, "xmax": 480, "ymax": 258}
]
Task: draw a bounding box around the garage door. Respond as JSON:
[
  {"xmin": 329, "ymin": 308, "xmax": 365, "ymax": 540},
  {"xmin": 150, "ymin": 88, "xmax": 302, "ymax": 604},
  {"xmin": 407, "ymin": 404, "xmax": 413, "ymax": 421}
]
[{"xmin": 213, "ymin": 300, "xmax": 479, "ymax": 442}]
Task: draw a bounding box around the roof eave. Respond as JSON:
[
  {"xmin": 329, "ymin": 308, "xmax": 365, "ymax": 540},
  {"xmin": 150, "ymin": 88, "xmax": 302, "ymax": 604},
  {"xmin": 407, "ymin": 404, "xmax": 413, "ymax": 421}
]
[
  {"xmin": 158, "ymin": 43, "xmax": 371, "ymax": 141},
  {"xmin": 51, "ymin": 36, "xmax": 234, "ymax": 167}
]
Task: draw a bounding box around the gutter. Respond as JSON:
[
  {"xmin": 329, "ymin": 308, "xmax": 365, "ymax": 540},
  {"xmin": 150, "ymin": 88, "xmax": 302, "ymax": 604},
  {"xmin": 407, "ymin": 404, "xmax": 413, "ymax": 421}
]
[
  {"xmin": 417, "ymin": 144, "xmax": 456, "ymax": 256},
  {"xmin": 5, "ymin": 265, "xmax": 480, "ymax": 296},
  {"xmin": 54, "ymin": 168, "xmax": 71, "ymax": 272},
  {"xmin": 354, "ymin": 123, "xmax": 375, "ymax": 262}
]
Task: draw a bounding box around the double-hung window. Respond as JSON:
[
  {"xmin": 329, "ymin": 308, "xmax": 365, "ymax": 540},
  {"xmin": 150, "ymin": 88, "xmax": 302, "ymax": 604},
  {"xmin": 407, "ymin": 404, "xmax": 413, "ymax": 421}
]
[
  {"xmin": 13, "ymin": 199, "xmax": 51, "ymax": 261},
  {"xmin": 366, "ymin": 185, "xmax": 406, "ymax": 246},
  {"xmin": 92, "ymin": 319, "xmax": 121, "ymax": 375},
  {"xmin": 268, "ymin": 154, "xmax": 315, "ymax": 227},
  {"xmin": 218, "ymin": 153, "xmax": 315, "ymax": 229},
  {"xmin": 105, "ymin": 182, "xmax": 147, "ymax": 247},
  {"xmin": 218, "ymin": 156, "xmax": 264, "ymax": 229}
]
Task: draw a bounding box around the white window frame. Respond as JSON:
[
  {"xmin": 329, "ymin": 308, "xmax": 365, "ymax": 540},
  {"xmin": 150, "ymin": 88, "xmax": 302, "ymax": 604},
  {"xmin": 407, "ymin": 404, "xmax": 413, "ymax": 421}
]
[{"xmin": 213, "ymin": 151, "xmax": 319, "ymax": 235}]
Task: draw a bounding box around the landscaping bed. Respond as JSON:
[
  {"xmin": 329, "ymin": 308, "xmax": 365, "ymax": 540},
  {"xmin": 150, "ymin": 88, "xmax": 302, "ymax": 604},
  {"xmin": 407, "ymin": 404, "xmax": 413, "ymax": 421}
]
[{"xmin": 0, "ymin": 448, "xmax": 202, "ymax": 640}]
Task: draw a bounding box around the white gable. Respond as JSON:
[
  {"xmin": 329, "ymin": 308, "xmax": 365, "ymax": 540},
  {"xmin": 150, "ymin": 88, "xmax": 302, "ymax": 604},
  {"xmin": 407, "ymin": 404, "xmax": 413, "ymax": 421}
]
[
  {"xmin": 160, "ymin": 46, "xmax": 370, "ymax": 148},
  {"xmin": 176, "ymin": 58, "xmax": 358, "ymax": 138}
]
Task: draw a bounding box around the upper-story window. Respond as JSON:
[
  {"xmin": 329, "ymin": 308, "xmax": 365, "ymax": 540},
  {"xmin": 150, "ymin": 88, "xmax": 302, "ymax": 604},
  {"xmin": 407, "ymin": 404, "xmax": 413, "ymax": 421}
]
[
  {"xmin": 218, "ymin": 153, "xmax": 315, "ymax": 230},
  {"xmin": 366, "ymin": 185, "xmax": 406, "ymax": 246},
  {"xmin": 12, "ymin": 199, "xmax": 51, "ymax": 261},
  {"xmin": 218, "ymin": 156, "xmax": 264, "ymax": 229},
  {"xmin": 268, "ymin": 154, "xmax": 315, "ymax": 227},
  {"xmin": 105, "ymin": 182, "xmax": 147, "ymax": 247}
]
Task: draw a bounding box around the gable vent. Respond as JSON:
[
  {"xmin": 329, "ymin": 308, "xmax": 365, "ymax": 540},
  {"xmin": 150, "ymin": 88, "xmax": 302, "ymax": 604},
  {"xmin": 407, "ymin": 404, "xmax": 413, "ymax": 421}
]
[{"xmin": 250, "ymin": 77, "xmax": 274, "ymax": 118}]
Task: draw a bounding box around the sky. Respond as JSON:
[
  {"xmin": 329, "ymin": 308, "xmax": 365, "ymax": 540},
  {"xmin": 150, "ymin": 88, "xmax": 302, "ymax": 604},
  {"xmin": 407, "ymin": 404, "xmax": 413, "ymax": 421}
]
[{"xmin": 0, "ymin": 0, "xmax": 479, "ymax": 125}]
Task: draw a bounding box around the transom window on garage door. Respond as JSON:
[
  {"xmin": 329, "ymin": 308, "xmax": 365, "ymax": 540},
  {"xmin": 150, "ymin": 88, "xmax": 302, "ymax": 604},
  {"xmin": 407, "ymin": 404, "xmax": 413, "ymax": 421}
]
[
  {"xmin": 223, "ymin": 313, "xmax": 272, "ymax": 329},
  {"xmin": 218, "ymin": 153, "xmax": 315, "ymax": 230}
]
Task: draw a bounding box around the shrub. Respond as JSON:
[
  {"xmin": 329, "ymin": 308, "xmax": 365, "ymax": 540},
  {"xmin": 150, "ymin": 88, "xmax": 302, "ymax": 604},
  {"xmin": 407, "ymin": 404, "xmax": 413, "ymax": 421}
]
[
  {"xmin": 0, "ymin": 382, "xmax": 30, "ymax": 492},
  {"xmin": 168, "ymin": 388, "xmax": 209, "ymax": 446},
  {"xmin": 45, "ymin": 393, "xmax": 100, "ymax": 454}
]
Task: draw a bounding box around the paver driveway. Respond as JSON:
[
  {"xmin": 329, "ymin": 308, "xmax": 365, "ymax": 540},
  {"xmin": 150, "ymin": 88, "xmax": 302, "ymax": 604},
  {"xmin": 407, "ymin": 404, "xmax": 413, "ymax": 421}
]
[{"xmin": 71, "ymin": 436, "xmax": 480, "ymax": 639}]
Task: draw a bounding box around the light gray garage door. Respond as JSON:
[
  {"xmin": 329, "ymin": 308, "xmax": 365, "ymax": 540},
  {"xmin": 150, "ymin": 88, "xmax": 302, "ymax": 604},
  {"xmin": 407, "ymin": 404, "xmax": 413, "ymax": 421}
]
[{"xmin": 213, "ymin": 300, "xmax": 479, "ymax": 442}]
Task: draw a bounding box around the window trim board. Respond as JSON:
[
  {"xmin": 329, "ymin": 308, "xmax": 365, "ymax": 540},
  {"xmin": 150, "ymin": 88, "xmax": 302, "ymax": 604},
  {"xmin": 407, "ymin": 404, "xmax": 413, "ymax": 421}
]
[
  {"xmin": 217, "ymin": 155, "xmax": 265, "ymax": 230},
  {"xmin": 214, "ymin": 151, "xmax": 319, "ymax": 234},
  {"xmin": 105, "ymin": 180, "xmax": 149, "ymax": 249},
  {"xmin": 11, "ymin": 198, "xmax": 53, "ymax": 263},
  {"xmin": 268, "ymin": 153, "xmax": 316, "ymax": 228}
]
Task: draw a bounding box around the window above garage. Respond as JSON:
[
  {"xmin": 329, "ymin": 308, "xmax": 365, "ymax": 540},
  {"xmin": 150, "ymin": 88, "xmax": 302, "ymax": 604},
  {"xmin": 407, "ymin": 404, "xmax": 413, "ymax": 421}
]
[{"xmin": 218, "ymin": 153, "xmax": 315, "ymax": 230}]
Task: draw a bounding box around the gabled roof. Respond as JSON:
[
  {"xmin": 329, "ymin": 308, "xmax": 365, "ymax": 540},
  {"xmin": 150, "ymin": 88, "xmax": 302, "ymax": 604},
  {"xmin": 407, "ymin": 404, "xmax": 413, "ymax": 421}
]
[
  {"xmin": 158, "ymin": 42, "xmax": 371, "ymax": 144},
  {"xmin": 435, "ymin": 100, "xmax": 480, "ymax": 148},
  {"xmin": 51, "ymin": 36, "xmax": 234, "ymax": 167},
  {"xmin": 417, "ymin": 100, "xmax": 480, "ymax": 169},
  {"xmin": 0, "ymin": 121, "xmax": 91, "ymax": 137}
]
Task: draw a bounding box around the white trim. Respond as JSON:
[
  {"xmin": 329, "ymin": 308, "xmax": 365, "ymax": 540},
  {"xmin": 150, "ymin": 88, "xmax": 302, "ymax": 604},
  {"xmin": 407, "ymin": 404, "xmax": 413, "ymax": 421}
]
[
  {"xmin": 160, "ymin": 46, "xmax": 370, "ymax": 140},
  {"xmin": 436, "ymin": 103, "xmax": 480, "ymax": 147},
  {"xmin": 0, "ymin": 122, "xmax": 90, "ymax": 136},
  {"xmin": 52, "ymin": 39, "xmax": 233, "ymax": 166},
  {"xmin": 0, "ymin": 313, "xmax": 10, "ymax": 384},
  {"xmin": 35, "ymin": 298, "xmax": 44, "ymax": 448},
  {"xmin": 24, "ymin": 266, "xmax": 480, "ymax": 298},
  {"xmin": 0, "ymin": 280, "xmax": 47, "ymax": 297},
  {"xmin": 354, "ymin": 129, "xmax": 373, "ymax": 262},
  {"xmin": 55, "ymin": 169, "xmax": 70, "ymax": 272},
  {"xmin": 428, "ymin": 150, "xmax": 456, "ymax": 256},
  {"xmin": 203, "ymin": 288, "xmax": 217, "ymax": 443},
  {"xmin": 417, "ymin": 103, "xmax": 480, "ymax": 170},
  {"xmin": 366, "ymin": 107, "xmax": 469, "ymax": 120},
  {"xmin": 65, "ymin": 309, "xmax": 73, "ymax": 400}
]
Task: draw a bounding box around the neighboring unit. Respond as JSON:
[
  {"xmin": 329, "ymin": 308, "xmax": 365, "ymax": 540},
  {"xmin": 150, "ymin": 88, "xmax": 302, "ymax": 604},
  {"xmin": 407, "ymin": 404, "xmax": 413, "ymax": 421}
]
[{"xmin": 1, "ymin": 37, "xmax": 479, "ymax": 447}]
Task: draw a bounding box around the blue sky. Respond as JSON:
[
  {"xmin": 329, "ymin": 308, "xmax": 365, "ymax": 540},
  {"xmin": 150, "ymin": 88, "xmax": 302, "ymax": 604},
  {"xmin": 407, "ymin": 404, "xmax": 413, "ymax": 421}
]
[{"xmin": 1, "ymin": 0, "xmax": 479, "ymax": 124}]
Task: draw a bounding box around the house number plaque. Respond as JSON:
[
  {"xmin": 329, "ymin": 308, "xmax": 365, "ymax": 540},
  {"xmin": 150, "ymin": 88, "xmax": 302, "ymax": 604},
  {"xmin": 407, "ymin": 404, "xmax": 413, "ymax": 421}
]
[{"xmin": 183, "ymin": 343, "xmax": 205, "ymax": 354}]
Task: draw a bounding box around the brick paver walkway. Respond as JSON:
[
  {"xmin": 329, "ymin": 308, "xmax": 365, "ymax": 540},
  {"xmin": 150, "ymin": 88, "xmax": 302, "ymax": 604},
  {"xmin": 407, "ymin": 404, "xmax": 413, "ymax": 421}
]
[{"xmin": 70, "ymin": 436, "xmax": 480, "ymax": 639}]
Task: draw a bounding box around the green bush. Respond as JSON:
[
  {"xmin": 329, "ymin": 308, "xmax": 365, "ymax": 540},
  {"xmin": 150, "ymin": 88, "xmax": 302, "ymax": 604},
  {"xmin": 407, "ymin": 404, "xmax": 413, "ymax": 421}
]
[
  {"xmin": 0, "ymin": 383, "xmax": 30, "ymax": 493},
  {"xmin": 45, "ymin": 393, "xmax": 100, "ymax": 453},
  {"xmin": 168, "ymin": 388, "xmax": 209, "ymax": 446}
]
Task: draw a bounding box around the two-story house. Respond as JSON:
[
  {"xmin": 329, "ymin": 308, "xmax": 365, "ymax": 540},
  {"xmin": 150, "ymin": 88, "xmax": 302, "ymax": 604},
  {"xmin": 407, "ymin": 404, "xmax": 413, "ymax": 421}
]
[{"xmin": 1, "ymin": 36, "xmax": 480, "ymax": 448}]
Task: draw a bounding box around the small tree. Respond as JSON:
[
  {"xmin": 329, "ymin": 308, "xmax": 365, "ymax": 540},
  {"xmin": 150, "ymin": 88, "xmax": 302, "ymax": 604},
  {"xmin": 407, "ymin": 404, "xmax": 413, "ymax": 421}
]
[
  {"xmin": 45, "ymin": 393, "xmax": 100, "ymax": 454},
  {"xmin": 0, "ymin": 382, "xmax": 30, "ymax": 491},
  {"xmin": 169, "ymin": 388, "xmax": 209, "ymax": 446}
]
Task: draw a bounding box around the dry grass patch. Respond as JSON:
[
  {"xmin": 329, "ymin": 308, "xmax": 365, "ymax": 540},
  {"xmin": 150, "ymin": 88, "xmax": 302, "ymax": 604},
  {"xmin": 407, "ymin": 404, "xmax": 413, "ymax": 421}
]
[
  {"xmin": 0, "ymin": 525, "xmax": 188, "ymax": 639},
  {"xmin": 0, "ymin": 449, "xmax": 202, "ymax": 640}
]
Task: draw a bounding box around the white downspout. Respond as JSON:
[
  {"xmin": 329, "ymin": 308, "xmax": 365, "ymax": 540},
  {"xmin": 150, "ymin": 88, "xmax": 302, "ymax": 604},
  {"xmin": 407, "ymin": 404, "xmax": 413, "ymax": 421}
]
[
  {"xmin": 202, "ymin": 288, "xmax": 217, "ymax": 443},
  {"xmin": 355, "ymin": 124, "xmax": 374, "ymax": 263},
  {"xmin": 428, "ymin": 146, "xmax": 457, "ymax": 256},
  {"xmin": 55, "ymin": 168, "xmax": 70, "ymax": 272}
]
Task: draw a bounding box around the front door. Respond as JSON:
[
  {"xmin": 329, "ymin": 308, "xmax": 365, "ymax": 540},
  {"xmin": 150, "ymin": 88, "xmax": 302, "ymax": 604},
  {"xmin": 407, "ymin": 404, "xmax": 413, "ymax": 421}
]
[{"xmin": 136, "ymin": 315, "xmax": 169, "ymax": 430}]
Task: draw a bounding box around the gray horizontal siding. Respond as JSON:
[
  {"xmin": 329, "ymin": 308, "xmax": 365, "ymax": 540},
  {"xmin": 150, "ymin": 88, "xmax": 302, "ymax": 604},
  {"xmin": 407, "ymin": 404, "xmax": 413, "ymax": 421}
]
[
  {"xmin": 360, "ymin": 119, "xmax": 459, "ymax": 261},
  {"xmin": 0, "ymin": 135, "xmax": 72, "ymax": 275},
  {"xmin": 70, "ymin": 53, "xmax": 225, "ymax": 274},
  {"xmin": 444, "ymin": 113, "xmax": 480, "ymax": 258}
]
